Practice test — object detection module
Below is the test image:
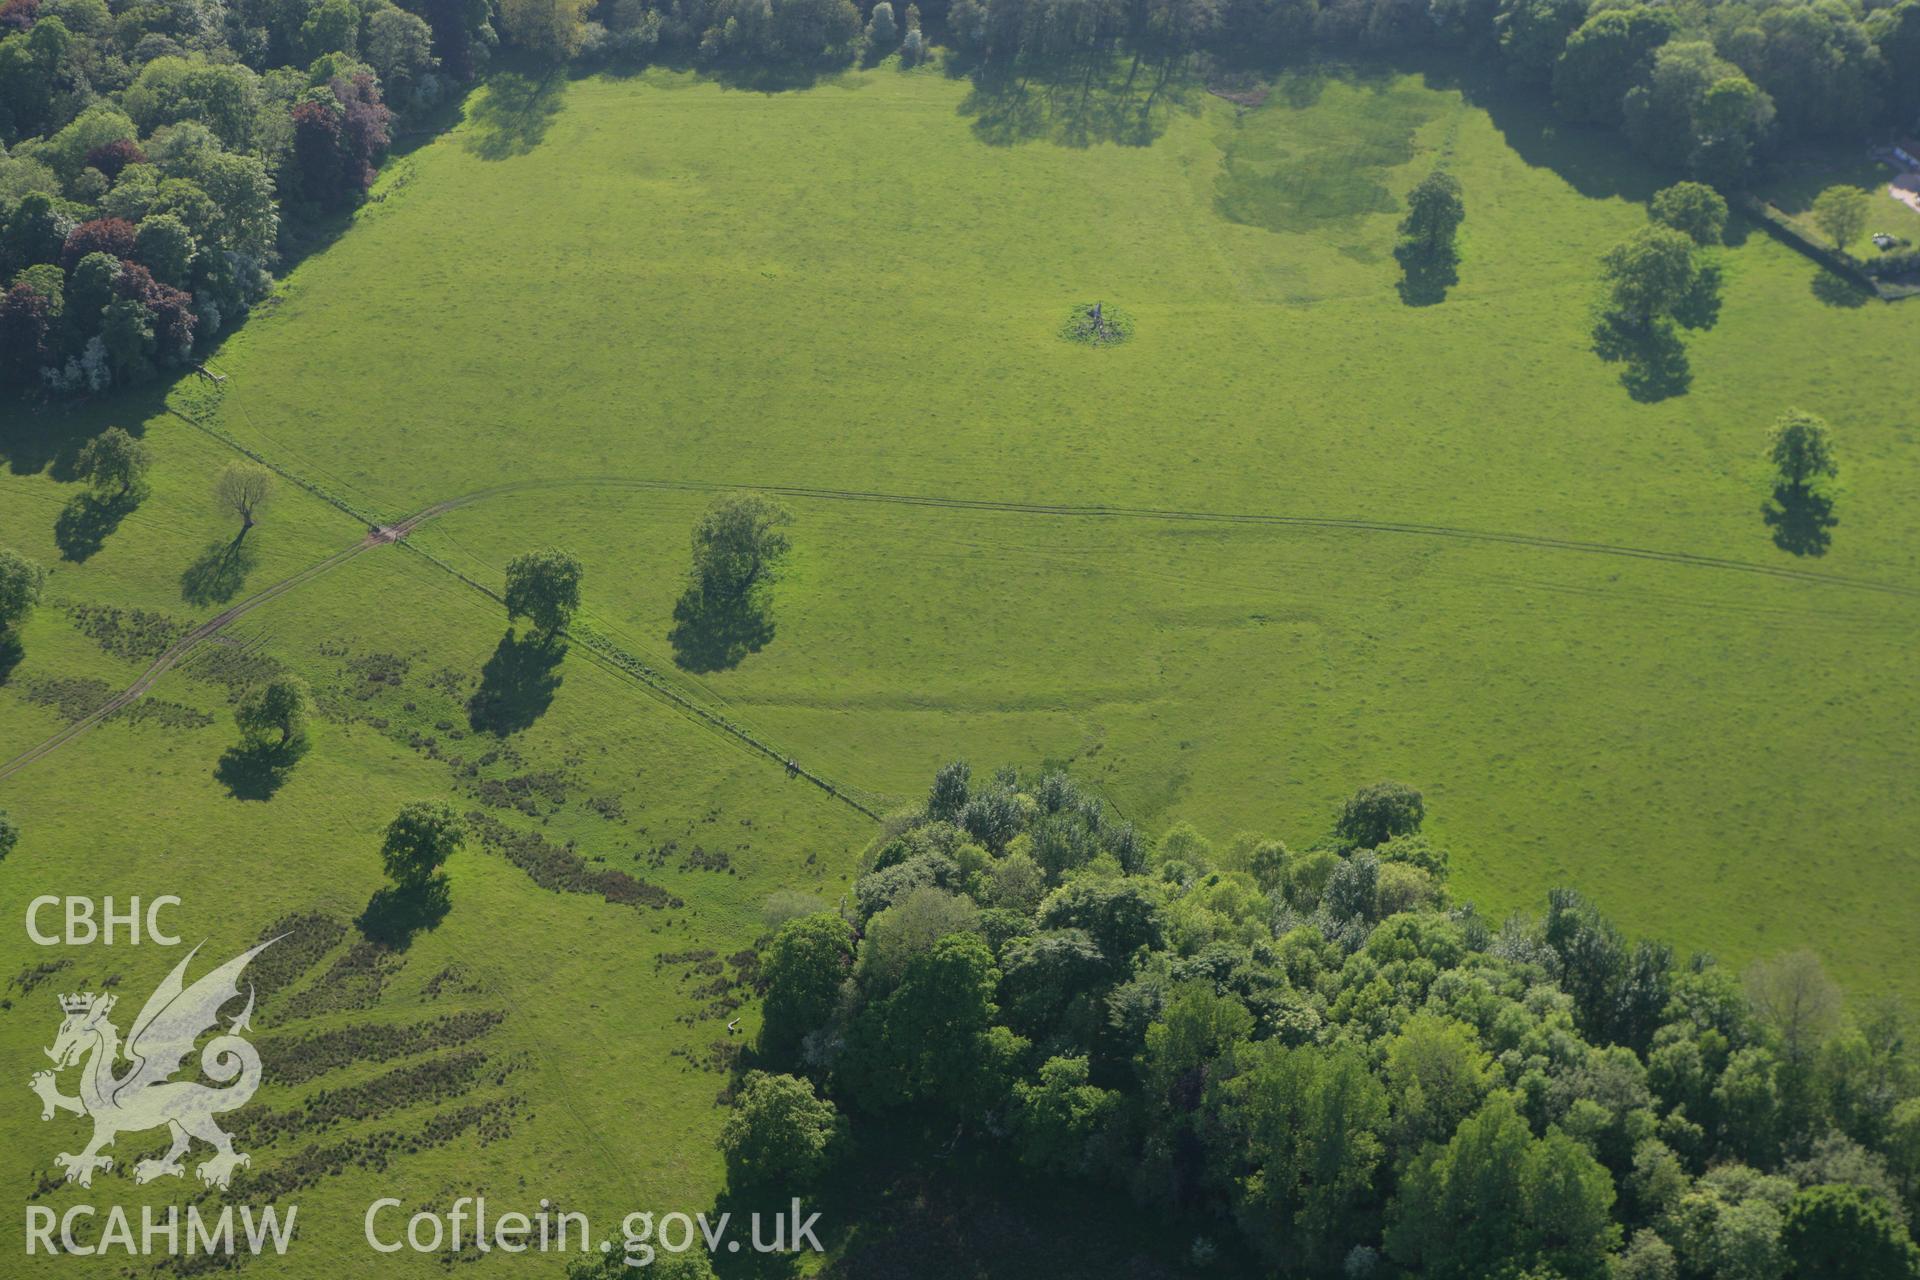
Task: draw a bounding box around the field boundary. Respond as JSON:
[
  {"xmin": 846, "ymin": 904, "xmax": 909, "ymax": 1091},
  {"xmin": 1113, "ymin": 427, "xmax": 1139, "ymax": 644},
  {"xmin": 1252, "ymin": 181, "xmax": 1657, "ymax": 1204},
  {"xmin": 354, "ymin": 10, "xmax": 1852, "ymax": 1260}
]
[
  {"xmin": 427, "ymin": 475, "xmax": 1920, "ymax": 600},
  {"xmin": 1736, "ymin": 195, "xmax": 1918, "ymax": 302}
]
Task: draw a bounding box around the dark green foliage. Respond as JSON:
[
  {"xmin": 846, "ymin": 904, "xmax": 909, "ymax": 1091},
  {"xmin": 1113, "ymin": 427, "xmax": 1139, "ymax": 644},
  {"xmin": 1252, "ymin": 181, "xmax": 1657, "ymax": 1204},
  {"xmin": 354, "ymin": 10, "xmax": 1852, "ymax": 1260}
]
[
  {"xmin": 1336, "ymin": 780, "xmax": 1425, "ymax": 848},
  {"xmin": 718, "ymin": 1070, "xmax": 844, "ymax": 1188},
  {"xmin": 0, "ymin": 546, "xmax": 45, "ymax": 632},
  {"xmin": 1649, "ymin": 182, "xmax": 1728, "ymax": 247},
  {"xmin": 1395, "ymin": 170, "xmax": 1465, "ymax": 304},
  {"xmin": 74, "ymin": 426, "xmax": 150, "ymax": 496},
  {"xmin": 503, "ymin": 547, "xmax": 584, "ymax": 634},
  {"xmin": 235, "ymin": 674, "xmax": 313, "ymax": 747},
  {"xmin": 1768, "ymin": 408, "xmax": 1838, "ymax": 491},
  {"xmin": 1781, "ymin": 1183, "xmax": 1920, "ymax": 1279},
  {"xmin": 0, "ymin": 808, "xmax": 17, "ymax": 860},
  {"xmin": 759, "ymin": 911, "xmax": 855, "ymax": 1062},
  {"xmin": 379, "ymin": 800, "xmax": 464, "ymax": 893},
  {"xmin": 730, "ymin": 762, "xmax": 1920, "ymax": 1276}
]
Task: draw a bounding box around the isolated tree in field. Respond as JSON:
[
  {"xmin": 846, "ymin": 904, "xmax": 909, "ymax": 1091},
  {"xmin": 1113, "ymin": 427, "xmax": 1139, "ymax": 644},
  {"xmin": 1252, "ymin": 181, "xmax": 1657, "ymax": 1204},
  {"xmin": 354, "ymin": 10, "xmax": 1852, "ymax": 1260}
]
[
  {"xmin": 718, "ymin": 1071, "xmax": 844, "ymax": 1189},
  {"xmin": 1601, "ymin": 226, "xmax": 1707, "ymax": 323},
  {"xmin": 1767, "ymin": 410, "xmax": 1838, "ymax": 492},
  {"xmin": 504, "ymin": 548, "xmax": 583, "ymax": 636},
  {"xmin": 1337, "ymin": 780, "xmax": 1424, "ymax": 848},
  {"xmin": 1650, "ymin": 181, "xmax": 1728, "ymax": 246},
  {"xmin": 0, "ymin": 809, "xmax": 17, "ymax": 860},
  {"xmin": 214, "ymin": 461, "xmax": 274, "ymax": 537},
  {"xmin": 0, "ymin": 548, "xmax": 47, "ymax": 635},
  {"xmin": 1810, "ymin": 186, "xmax": 1869, "ymax": 255},
  {"xmin": 691, "ymin": 493, "xmax": 793, "ymax": 599},
  {"xmin": 380, "ymin": 800, "xmax": 464, "ymax": 896},
  {"xmin": 235, "ymin": 674, "xmax": 312, "ymax": 748},
  {"xmin": 1394, "ymin": 171, "xmax": 1465, "ymax": 302},
  {"xmin": 75, "ymin": 427, "xmax": 151, "ymax": 497}
]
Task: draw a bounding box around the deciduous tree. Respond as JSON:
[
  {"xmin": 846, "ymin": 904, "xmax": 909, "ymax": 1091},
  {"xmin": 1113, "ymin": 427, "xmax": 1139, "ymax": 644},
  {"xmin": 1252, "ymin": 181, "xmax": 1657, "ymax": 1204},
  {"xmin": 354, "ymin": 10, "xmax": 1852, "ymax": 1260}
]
[
  {"xmin": 1766, "ymin": 410, "xmax": 1838, "ymax": 492},
  {"xmin": 1810, "ymin": 186, "xmax": 1869, "ymax": 255},
  {"xmin": 504, "ymin": 548, "xmax": 583, "ymax": 635},
  {"xmin": 75, "ymin": 426, "xmax": 149, "ymax": 496},
  {"xmin": 214, "ymin": 460, "xmax": 274, "ymax": 535},
  {"xmin": 235, "ymin": 674, "xmax": 313, "ymax": 747}
]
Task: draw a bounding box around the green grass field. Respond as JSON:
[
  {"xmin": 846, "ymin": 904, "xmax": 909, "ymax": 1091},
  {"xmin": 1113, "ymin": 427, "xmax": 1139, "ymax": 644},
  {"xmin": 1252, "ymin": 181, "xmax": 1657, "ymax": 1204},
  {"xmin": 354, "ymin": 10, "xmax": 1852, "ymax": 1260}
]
[{"xmin": 2, "ymin": 58, "xmax": 1917, "ymax": 1273}]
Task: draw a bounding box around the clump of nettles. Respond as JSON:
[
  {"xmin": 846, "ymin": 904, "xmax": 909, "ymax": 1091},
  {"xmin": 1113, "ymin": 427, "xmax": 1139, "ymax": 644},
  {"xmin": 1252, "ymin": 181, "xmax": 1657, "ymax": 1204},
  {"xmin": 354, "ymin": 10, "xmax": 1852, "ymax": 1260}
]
[{"xmin": 1060, "ymin": 301, "xmax": 1134, "ymax": 346}]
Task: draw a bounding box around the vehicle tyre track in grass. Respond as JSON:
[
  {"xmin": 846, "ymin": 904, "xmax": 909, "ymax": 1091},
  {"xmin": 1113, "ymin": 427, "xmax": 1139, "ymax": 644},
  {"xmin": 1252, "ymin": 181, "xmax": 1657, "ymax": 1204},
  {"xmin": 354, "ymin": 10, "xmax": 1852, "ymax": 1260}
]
[
  {"xmin": 421, "ymin": 475, "xmax": 1920, "ymax": 600},
  {"xmin": 0, "ymin": 528, "xmax": 394, "ymax": 782},
  {"xmin": 20, "ymin": 455, "xmax": 1896, "ymax": 789}
]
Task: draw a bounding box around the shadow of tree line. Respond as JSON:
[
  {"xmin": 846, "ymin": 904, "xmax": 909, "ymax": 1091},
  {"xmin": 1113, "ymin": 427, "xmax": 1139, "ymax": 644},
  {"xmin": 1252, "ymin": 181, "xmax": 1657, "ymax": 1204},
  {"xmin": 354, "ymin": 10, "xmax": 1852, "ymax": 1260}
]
[
  {"xmin": 950, "ymin": 49, "xmax": 1200, "ymax": 148},
  {"xmin": 462, "ymin": 68, "xmax": 570, "ymax": 161}
]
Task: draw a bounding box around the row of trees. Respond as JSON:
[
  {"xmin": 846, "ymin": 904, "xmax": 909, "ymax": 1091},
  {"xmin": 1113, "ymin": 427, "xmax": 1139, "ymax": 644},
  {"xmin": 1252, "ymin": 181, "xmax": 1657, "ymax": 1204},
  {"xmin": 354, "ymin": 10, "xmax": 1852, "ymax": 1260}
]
[
  {"xmin": 0, "ymin": 0, "xmax": 477, "ymax": 396},
  {"xmin": 728, "ymin": 763, "xmax": 1920, "ymax": 1277}
]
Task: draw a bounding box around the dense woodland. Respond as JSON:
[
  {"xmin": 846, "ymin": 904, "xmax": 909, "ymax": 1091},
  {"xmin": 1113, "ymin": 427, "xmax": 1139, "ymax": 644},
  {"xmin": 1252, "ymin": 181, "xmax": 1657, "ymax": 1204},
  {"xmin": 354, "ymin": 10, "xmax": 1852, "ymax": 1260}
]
[{"xmin": 728, "ymin": 765, "xmax": 1920, "ymax": 1278}]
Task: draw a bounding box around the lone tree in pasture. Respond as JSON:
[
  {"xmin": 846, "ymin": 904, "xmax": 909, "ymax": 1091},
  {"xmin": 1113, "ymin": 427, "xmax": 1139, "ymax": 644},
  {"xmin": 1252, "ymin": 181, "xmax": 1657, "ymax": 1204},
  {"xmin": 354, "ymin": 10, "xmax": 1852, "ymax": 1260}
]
[
  {"xmin": 1394, "ymin": 170, "xmax": 1465, "ymax": 303},
  {"xmin": 76, "ymin": 427, "xmax": 151, "ymax": 497},
  {"xmin": 691, "ymin": 493, "xmax": 794, "ymax": 601},
  {"xmin": 235, "ymin": 674, "xmax": 313, "ymax": 748},
  {"xmin": 1810, "ymin": 186, "xmax": 1870, "ymax": 255},
  {"xmin": 504, "ymin": 548, "xmax": 584, "ymax": 636},
  {"xmin": 0, "ymin": 809, "xmax": 17, "ymax": 860},
  {"xmin": 1600, "ymin": 226, "xmax": 1706, "ymax": 324},
  {"xmin": 1768, "ymin": 409, "xmax": 1838, "ymax": 492},
  {"xmin": 0, "ymin": 548, "xmax": 46, "ymax": 635},
  {"xmin": 214, "ymin": 461, "xmax": 275, "ymax": 538},
  {"xmin": 1650, "ymin": 182, "xmax": 1728, "ymax": 247},
  {"xmin": 381, "ymin": 801, "xmax": 464, "ymax": 901},
  {"xmin": 1397, "ymin": 171, "xmax": 1466, "ymax": 264}
]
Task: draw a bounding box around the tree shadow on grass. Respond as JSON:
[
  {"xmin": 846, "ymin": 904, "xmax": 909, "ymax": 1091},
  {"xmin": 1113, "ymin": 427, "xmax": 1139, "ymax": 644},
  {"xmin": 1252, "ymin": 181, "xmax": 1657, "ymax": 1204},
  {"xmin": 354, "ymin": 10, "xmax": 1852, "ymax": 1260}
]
[
  {"xmin": 54, "ymin": 489, "xmax": 140, "ymax": 562},
  {"xmin": 356, "ymin": 878, "xmax": 450, "ymax": 950},
  {"xmin": 463, "ymin": 70, "xmax": 567, "ymax": 160},
  {"xmin": 1591, "ymin": 313, "xmax": 1691, "ymax": 403},
  {"xmin": 954, "ymin": 57, "xmax": 1194, "ymax": 149},
  {"xmin": 670, "ymin": 586, "xmax": 774, "ymax": 674},
  {"xmin": 0, "ymin": 631, "xmax": 22, "ymax": 685},
  {"xmin": 1395, "ymin": 254, "xmax": 1458, "ymax": 306},
  {"xmin": 1762, "ymin": 484, "xmax": 1836, "ymax": 557},
  {"xmin": 215, "ymin": 738, "xmax": 308, "ymax": 801},
  {"xmin": 1811, "ymin": 269, "xmax": 1870, "ymax": 309},
  {"xmin": 180, "ymin": 536, "xmax": 257, "ymax": 606},
  {"xmin": 466, "ymin": 629, "xmax": 564, "ymax": 735}
]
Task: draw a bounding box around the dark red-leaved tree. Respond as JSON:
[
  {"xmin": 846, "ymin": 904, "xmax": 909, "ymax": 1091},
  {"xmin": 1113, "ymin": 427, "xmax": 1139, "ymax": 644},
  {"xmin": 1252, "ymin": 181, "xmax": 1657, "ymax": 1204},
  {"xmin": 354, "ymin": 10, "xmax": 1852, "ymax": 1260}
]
[
  {"xmin": 113, "ymin": 261, "xmax": 196, "ymax": 363},
  {"xmin": 83, "ymin": 139, "xmax": 148, "ymax": 182},
  {"xmin": 336, "ymin": 74, "xmax": 394, "ymax": 197},
  {"xmin": 0, "ymin": 282, "xmax": 52, "ymax": 385},
  {"xmin": 290, "ymin": 99, "xmax": 349, "ymax": 209},
  {"xmin": 290, "ymin": 78, "xmax": 393, "ymax": 211},
  {"xmin": 0, "ymin": 0, "xmax": 38, "ymax": 34},
  {"xmin": 61, "ymin": 219, "xmax": 138, "ymax": 272}
]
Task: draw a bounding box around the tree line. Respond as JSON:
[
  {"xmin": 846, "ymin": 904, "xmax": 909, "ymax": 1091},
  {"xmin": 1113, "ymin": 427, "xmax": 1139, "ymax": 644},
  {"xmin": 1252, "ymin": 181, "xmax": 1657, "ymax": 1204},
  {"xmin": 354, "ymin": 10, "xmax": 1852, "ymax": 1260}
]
[
  {"xmin": 1, "ymin": 0, "xmax": 463, "ymax": 396},
  {"xmin": 724, "ymin": 762, "xmax": 1920, "ymax": 1278}
]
